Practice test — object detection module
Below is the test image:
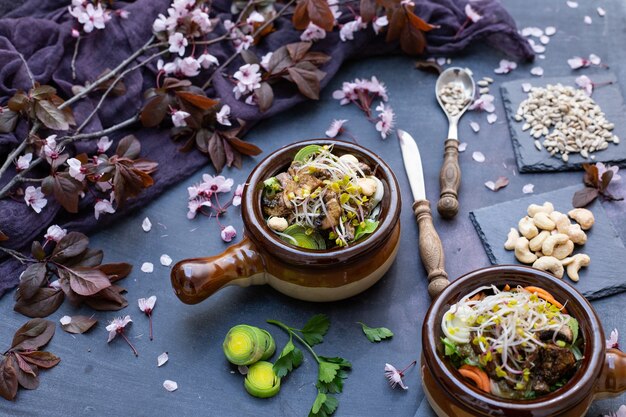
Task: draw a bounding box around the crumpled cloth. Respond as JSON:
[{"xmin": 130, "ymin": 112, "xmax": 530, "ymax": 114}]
[{"xmin": 0, "ymin": 0, "xmax": 533, "ymax": 297}]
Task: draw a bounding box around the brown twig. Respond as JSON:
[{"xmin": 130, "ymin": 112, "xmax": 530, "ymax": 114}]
[
  {"xmin": 201, "ymin": 0, "xmax": 296, "ymax": 90},
  {"xmin": 0, "ymin": 122, "xmax": 40, "ymax": 180},
  {"xmin": 0, "ymin": 246, "xmax": 32, "ymax": 264},
  {"xmin": 71, "ymin": 36, "xmax": 82, "ymax": 81},
  {"xmin": 17, "ymin": 52, "xmax": 36, "ymax": 88}
]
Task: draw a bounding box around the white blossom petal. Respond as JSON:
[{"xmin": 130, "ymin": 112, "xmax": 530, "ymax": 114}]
[
  {"xmin": 522, "ymin": 83, "xmax": 532, "ymax": 93},
  {"xmin": 470, "ymin": 122, "xmax": 480, "ymax": 133},
  {"xmin": 597, "ymin": 7, "xmax": 606, "ymax": 17},
  {"xmin": 163, "ymin": 380, "xmax": 178, "ymax": 392},
  {"xmin": 158, "ymin": 352, "xmax": 169, "ymax": 367},
  {"xmin": 60, "ymin": 315, "xmax": 72, "ymax": 326},
  {"xmin": 141, "ymin": 262, "xmax": 154, "ymax": 273},
  {"xmin": 566, "ymin": 1, "xmax": 578, "ymax": 9},
  {"xmin": 142, "ymin": 217, "xmax": 152, "ymax": 232},
  {"xmin": 584, "ymin": 15, "xmax": 592, "ymax": 25},
  {"xmin": 160, "ymin": 254, "xmax": 173, "ymax": 266},
  {"xmin": 472, "ymin": 151, "xmax": 485, "ymax": 163},
  {"xmin": 487, "ymin": 114, "xmax": 497, "ymax": 124},
  {"xmin": 522, "ymin": 183, "xmax": 535, "ymax": 194},
  {"xmin": 545, "ymin": 26, "xmax": 556, "ymax": 36},
  {"xmin": 530, "ymin": 67, "xmax": 544, "ymax": 77},
  {"xmin": 539, "ymin": 35, "xmax": 550, "ymax": 45},
  {"xmin": 458, "ymin": 142, "xmax": 468, "ymax": 152},
  {"xmin": 484, "ymin": 181, "xmax": 496, "ymax": 191}
]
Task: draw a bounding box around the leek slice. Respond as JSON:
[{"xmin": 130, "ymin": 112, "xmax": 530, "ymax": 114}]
[
  {"xmin": 244, "ymin": 361, "xmax": 281, "ymax": 398},
  {"xmin": 279, "ymin": 225, "xmax": 326, "ymax": 250},
  {"xmin": 293, "ymin": 145, "xmax": 322, "ymax": 162},
  {"xmin": 223, "ymin": 325, "xmax": 276, "ymax": 366}
]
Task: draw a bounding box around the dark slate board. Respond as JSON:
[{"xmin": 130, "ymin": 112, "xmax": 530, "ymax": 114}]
[
  {"xmin": 500, "ymin": 73, "xmax": 626, "ymax": 172},
  {"xmin": 469, "ymin": 185, "xmax": 626, "ymax": 300}
]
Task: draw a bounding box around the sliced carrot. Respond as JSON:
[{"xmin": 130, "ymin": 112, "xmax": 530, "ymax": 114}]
[
  {"xmin": 523, "ymin": 286, "xmax": 568, "ymax": 313},
  {"xmin": 459, "ymin": 365, "xmax": 491, "ymax": 393},
  {"xmin": 503, "ymin": 284, "xmax": 511, "ymax": 291}
]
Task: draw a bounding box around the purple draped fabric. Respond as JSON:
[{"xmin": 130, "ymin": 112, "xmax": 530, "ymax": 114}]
[{"xmin": 0, "ymin": 0, "xmax": 533, "ymax": 297}]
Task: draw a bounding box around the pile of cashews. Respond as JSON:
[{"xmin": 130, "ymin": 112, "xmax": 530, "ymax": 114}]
[{"xmin": 504, "ymin": 202, "xmax": 594, "ymax": 282}]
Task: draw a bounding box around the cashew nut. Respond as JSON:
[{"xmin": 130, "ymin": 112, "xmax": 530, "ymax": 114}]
[
  {"xmin": 541, "ymin": 233, "xmax": 570, "ymax": 256},
  {"xmin": 504, "ymin": 228, "xmax": 520, "ymax": 250},
  {"xmin": 552, "ymin": 240, "xmax": 574, "ymax": 260},
  {"xmin": 529, "ymin": 230, "xmax": 551, "ymax": 252},
  {"xmin": 550, "ymin": 211, "xmax": 570, "ymax": 233},
  {"xmin": 533, "ymin": 212, "xmax": 556, "ymax": 231},
  {"xmin": 518, "ymin": 216, "xmax": 539, "ymax": 239},
  {"xmin": 568, "ymin": 208, "xmax": 595, "ymax": 230},
  {"xmin": 566, "ymin": 223, "xmax": 587, "ymax": 245},
  {"xmin": 562, "ymin": 254, "xmax": 590, "ymax": 282},
  {"xmin": 267, "ymin": 216, "xmax": 289, "ymax": 232},
  {"xmin": 515, "ymin": 237, "xmax": 538, "ymax": 264},
  {"xmin": 532, "ymin": 256, "xmax": 564, "ymax": 279},
  {"xmin": 527, "ymin": 202, "xmax": 555, "ymax": 217}
]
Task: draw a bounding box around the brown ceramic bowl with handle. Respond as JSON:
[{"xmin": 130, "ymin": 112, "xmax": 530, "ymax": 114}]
[
  {"xmin": 171, "ymin": 139, "xmax": 401, "ymax": 304},
  {"xmin": 421, "ymin": 265, "xmax": 626, "ymax": 417}
]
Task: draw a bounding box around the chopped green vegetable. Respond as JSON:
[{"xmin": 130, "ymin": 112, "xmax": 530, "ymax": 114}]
[
  {"xmin": 223, "ymin": 324, "xmax": 275, "ymax": 366},
  {"xmin": 353, "ymin": 219, "xmax": 379, "ymax": 242},
  {"xmin": 280, "ymin": 225, "xmax": 327, "ymax": 250},
  {"xmin": 441, "ymin": 337, "xmax": 459, "ymax": 357},
  {"xmin": 294, "ymin": 144, "xmax": 322, "ymax": 162},
  {"xmin": 358, "ymin": 322, "xmax": 393, "ymax": 342},
  {"xmin": 567, "ymin": 317, "xmax": 579, "ymax": 344},
  {"xmin": 244, "ymin": 361, "xmax": 281, "ymax": 398}
]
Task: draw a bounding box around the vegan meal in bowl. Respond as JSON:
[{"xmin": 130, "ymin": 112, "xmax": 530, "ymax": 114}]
[{"xmin": 261, "ymin": 144, "xmax": 383, "ymax": 250}]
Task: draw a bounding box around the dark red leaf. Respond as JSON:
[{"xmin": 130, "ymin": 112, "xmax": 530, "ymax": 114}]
[
  {"xmin": 14, "ymin": 288, "xmax": 64, "ymax": 318},
  {"xmin": 292, "ymin": 0, "xmax": 310, "ymax": 30},
  {"xmin": 415, "ymin": 60, "xmax": 442, "ymax": 74},
  {"xmin": 10, "ymin": 319, "xmax": 56, "ymax": 350},
  {"xmin": 42, "ymin": 173, "xmax": 82, "ymax": 213},
  {"xmin": 287, "ymin": 42, "xmax": 312, "ymax": 62},
  {"xmin": 19, "ymin": 351, "xmax": 60, "ymax": 369},
  {"xmin": 97, "ymin": 262, "xmax": 132, "ymax": 282},
  {"xmin": 255, "ymin": 82, "xmax": 274, "ymax": 113},
  {"xmin": 0, "ymin": 357, "xmax": 18, "ymax": 400},
  {"xmin": 240, "ymin": 50, "xmax": 260, "ymax": 65},
  {"xmin": 582, "ymin": 163, "xmax": 599, "ymax": 188},
  {"xmin": 287, "ymin": 67, "xmax": 321, "ymax": 100},
  {"xmin": 15, "ymin": 361, "xmax": 39, "ymax": 390},
  {"xmin": 301, "ymin": 51, "xmax": 331, "ymax": 66},
  {"xmin": 175, "ymin": 91, "xmax": 219, "ymax": 110},
  {"xmin": 52, "ymin": 232, "xmax": 89, "ymax": 261},
  {"xmin": 572, "ymin": 187, "xmax": 599, "ymax": 208},
  {"xmin": 400, "ymin": 23, "xmax": 427, "ymax": 55},
  {"xmin": 82, "ymin": 286, "xmax": 128, "ymax": 311},
  {"xmin": 66, "ymin": 267, "xmax": 111, "ymax": 296},
  {"xmin": 60, "ymin": 315, "xmax": 97, "ymax": 334},
  {"xmin": 34, "ymin": 100, "xmax": 69, "ymax": 131},
  {"xmin": 132, "ymin": 159, "xmax": 159, "ymax": 174},
  {"xmin": 226, "ymin": 136, "xmax": 262, "ymax": 156},
  {"xmin": 63, "ymin": 248, "xmax": 104, "ymax": 268},
  {"xmin": 140, "ymin": 95, "xmax": 168, "ymax": 127},
  {"xmin": 49, "ymin": 95, "xmax": 76, "ymax": 127},
  {"xmin": 0, "ymin": 109, "xmax": 19, "ymax": 133},
  {"xmin": 600, "ymin": 170, "xmax": 613, "ymax": 192},
  {"xmin": 267, "ymin": 46, "xmax": 293, "ymax": 76},
  {"xmin": 31, "ymin": 241, "xmax": 45, "ymax": 261},
  {"xmin": 7, "ymin": 92, "xmax": 29, "ymax": 112},
  {"xmin": 194, "ymin": 129, "xmax": 210, "ymax": 153},
  {"xmin": 404, "ymin": 5, "xmax": 437, "ymax": 32},
  {"xmin": 208, "ymin": 133, "xmax": 226, "ymax": 173},
  {"xmin": 13, "ymin": 354, "xmax": 36, "ymax": 377},
  {"xmin": 162, "ymin": 77, "xmax": 192, "ymax": 90},
  {"xmin": 386, "ymin": 7, "xmax": 405, "ymax": 42},
  {"xmin": 17, "ymin": 263, "xmax": 47, "ymax": 301},
  {"xmin": 31, "ymin": 85, "xmax": 57, "ymax": 100},
  {"xmin": 115, "ymin": 135, "xmax": 141, "ymax": 159},
  {"xmin": 306, "ymin": 0, "xmax": 335, "ymax": 31}
]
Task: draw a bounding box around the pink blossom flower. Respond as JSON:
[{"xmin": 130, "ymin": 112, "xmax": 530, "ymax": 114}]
[
  {"xmin": 70, "ymin": 3, "xmax": 108, "ymax": 33},
  {"xmin": 469, "ymin": 94, "xmax": 496, "ymax": 113},
  {"xmin": 67, "ymin": 158, "xmax": 86, "ymax": 181},
  {"xmin": 187, "ymin": 198, "xmax": 211, "ymax": 219},
  {"xmin": 216, "ymin": 105, "xmax": 231, "ymax": 126},
  {"xmin": 202, "ymin": 174, "xmax": 234, "ymax": 194},
  {"xmin": 233, "ymin": 63, "xmax": 262, "ymax": 99},
  {"xmin": 234, "ymin": 35, "xmax": 254, "ymax": 53},
  {"xmin": 232, "ymin": 184, "xmax": 244, "ymax": 206},
  {"xmin": 605, "ymin": 405, "xmax": 626, "ymax": 417},
  {"xmin": 567, "ymin": 56, "xmax": 587, "ymax": 69},
  {"xmin": 325, "ymin": 119, "xmax": 347, "ymax": 138},
  {"xmin": 260, "ymin": 52, "xmax": 273, "ymax": 71},
  {"xmin": 138, "ymin": 295, "xmax": 157, "ymax": 340},
  {"xmin": 576, "ymin": 75, "xmax": 593, "ymax": 95},
  {"xmin": 384, "ymin": 361, "xmax": 416, "ymax": 390},
  {"xmin": 171, "ymin": 110, "xmax": 191, "ymax": 127},
  {"xmin": 340, "ymin": 17, "xmax": 366, "ymax": 42},
  {"xmin": 596, "ymin": 163, "xmax": 621, "ymax": 182},
  {"xmin": 24, "ymin": 186, "xmax": 47, "ymax": 214},
  {"xmin": 94, "ymin": 195, "xmax": 115, "ymax": 220},
  {"xmin": 246, "ymin": 11, "xmax": 265, "ymax": 24},
  {"xmin": 606, "ymin": 328, "xmax": 620, "ymax": 350},
  {"xmin": 153, "ymin": 13, "xmax": 176, "ymax": 33},
  {"xmin": 494, "ymin": 59, "xmax": 517, "ymax": 74},
  {"xmin": 332, "ymin": 81, "xmax": 358, "ymax": 105},
  {"xmin": 44, "ymin": 225, "xmax": 67, "ymax": 242},
  {"xmin": 42, "ymin": 135, "xmax": 59, "ymax": 160},
  {"xmin": 16, "ymin": 153, "xmax": 32, "ymax": 171},
  {"xmin": 106, "ymin": 315, "xmax": 138, "ymax": 356},
  {"xmin": 71, "ymin": 28, "xmax": 80, "ymax": 38},
  {"xmin": 178, "ymin": 56, "xmax": 200, "ymax": 77},
  {"xmin": 372, "ymin": 16, "xmax": 389, "ymax": 34},
  {"xmin": 168, "ymin": 32, "xmax": 188, "ymax": 56},
  {"xmin": 190, "ymin": 8, "xmax": 212, "ymax": 34},
  {"xmin": 366, "ymin": 76, "xmax": 388, "ymax": 101},
  {"xmin": 97, "ymin": 136, "xmax": 112, "ymax": 153},
  {"xmin": 465, "ymin": 4, "xmax": 482, "ymax": 22},
  {"xmin": 375, "ymin": 103, "xmax": 395, "ymax": 139},
  {"xmin": 221, "ymin": 225, "xmax": 237, "ymax": 242},
  {"xmin": 117, "ymin": 9, "xmax": 130, "ymax": 19},
  {"xmin": 197, "ymin": 52, "xmax": 219, "ymax": 69},
  {"xmin": 301, "ymin": 23, "xmax": 326, "ymax": 41}
]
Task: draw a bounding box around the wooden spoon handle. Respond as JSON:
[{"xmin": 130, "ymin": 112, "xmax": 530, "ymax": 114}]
[
  {"xmin": 437, "ymin": 139, "xmax": 461, "ymax": 219},
  {"xmin": 413, "ymin": 200, "xmax": 450, "ymax": 298}
]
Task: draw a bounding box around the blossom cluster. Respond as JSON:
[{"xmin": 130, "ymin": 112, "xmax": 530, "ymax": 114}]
[{"xmin": 69, "ymin": 0, "xmax": 128, "ymax": 35}]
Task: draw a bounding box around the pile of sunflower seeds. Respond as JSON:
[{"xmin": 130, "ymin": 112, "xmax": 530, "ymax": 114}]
[
  {"xmin": 439, "ymin": 82, "xmax": 471, "ymax": 116},
  {"xmin": 515, "ymin": 84, "xmax": 620, "ymax": 162}
]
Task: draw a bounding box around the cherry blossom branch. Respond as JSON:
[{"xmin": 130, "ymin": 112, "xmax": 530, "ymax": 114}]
[
  {"xmin": 17, "ymin": 52, "xmax": 36, "ymax": 88},
  {"xmin": 0, "ymin": 246, "xmax": 32, "ymax": 264},
  {"xmin": 0, "ymin": 115, "xmax": 138, "ymax": 198},
  {"xmin": 201, "ymin": 0, "xmax": 296, "ymax": 90},
  {"xmin": 74, "ymin": 49, "xmax": 169, "ymax": 135},
  {"xmin": 71, "ymin": 37, "xmax": 82, "ymax": 80},
  {"xmin": 0, "ymin": 122, "xmax": 40, "ymax": 180},
  {"xmin": 193, "ymin": 34, "xmax": 230, "ymax": 45}
]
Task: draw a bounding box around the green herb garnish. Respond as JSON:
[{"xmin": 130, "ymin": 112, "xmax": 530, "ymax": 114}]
[
  {"xmin": 353, "ymin": 219, "xmax": 379, "ymax": 242},
  {"xmin": 268, "ymin": 314, "xmax": 350, "ymax": 417},
  {"xmin": 358, "ymin": 322, "xmax": 393, "ymax": 342}
]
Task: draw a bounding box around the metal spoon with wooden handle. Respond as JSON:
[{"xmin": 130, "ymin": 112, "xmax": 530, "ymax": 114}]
[
  {"xmin": 397, "ymin": 129, "xmax": 450, "ymax": 299},
  {"xmin": 435, "ymin": 67, "xmax": 475, "ymax": 219}
]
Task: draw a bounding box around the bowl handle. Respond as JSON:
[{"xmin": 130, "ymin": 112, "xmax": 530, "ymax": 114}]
[
  {"xmin": 170, "ymin": 236, "xmax": 266, "ymax": 304},
  {"xmin": 595, "ymin": 349, "xmax": 626, "ymax": 398}
]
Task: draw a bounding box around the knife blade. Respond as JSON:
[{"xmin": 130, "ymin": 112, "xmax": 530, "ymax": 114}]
[{"xmin": 397, "ymin": 129, "xmax": 450, "ymax": 298}]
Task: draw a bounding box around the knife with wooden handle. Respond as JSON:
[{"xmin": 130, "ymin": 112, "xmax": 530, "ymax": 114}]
[{"xmin": 397, "ymin": 129, "xmax": 450, "ymax": 299}]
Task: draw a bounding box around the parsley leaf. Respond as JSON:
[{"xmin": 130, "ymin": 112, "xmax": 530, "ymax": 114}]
[
  {"xmin": 316, "ymin": 356, "xmax": 351, "ymax": 394},
  {"xmin": 358, "ymin": 322, "xmax": 394, "ymax": 342},
  {"xmin": 273, "ymin": 337, "xmax": 304, "ymax": 378},
  {"xmin": 309, "ymin": 391, "xmax": 339, "ymax": 417},
  {"xmin": 301, "ymin": 314, "xmax": 330, "ymax": 346}
]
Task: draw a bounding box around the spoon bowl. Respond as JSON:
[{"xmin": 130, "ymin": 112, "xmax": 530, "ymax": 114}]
[{"xmin": 434, "ymin": 67, "xmax": 475, "ymax": 219}]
